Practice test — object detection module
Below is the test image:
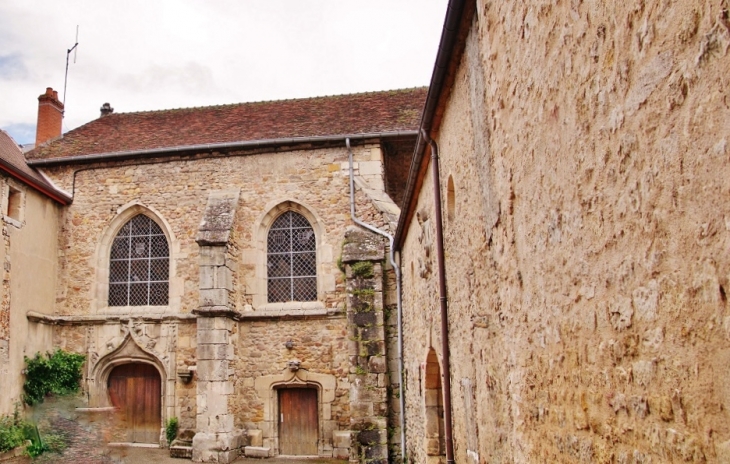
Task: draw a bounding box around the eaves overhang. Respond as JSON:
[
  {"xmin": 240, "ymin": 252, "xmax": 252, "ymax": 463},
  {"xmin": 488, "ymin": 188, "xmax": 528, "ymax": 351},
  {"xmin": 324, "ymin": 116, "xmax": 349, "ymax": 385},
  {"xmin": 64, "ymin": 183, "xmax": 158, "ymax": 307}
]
[
  {"xmin": 393, "ymin": 0, "xmax": 475, "ymax": 251},
  {"xmin": 25, "ymin": 131, "xmax": 419, "ymax": 168},
  {"xmin": 0, "ymin": 158, "xmax": 71, "ymax": 204}
]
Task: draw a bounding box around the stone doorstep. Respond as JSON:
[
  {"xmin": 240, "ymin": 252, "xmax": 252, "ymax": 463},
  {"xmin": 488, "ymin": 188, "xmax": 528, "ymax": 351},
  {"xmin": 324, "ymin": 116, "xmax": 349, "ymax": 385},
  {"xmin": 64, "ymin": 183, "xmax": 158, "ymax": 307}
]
[
  {"xmin": 170, "ymin": 445, "xmax": 194, "ymax": 459},
  {"xmin": 244, "ymin": 446, "xmax": 271, "ymax": 458},
  {"xmin": 108, "ymin": 442, "xmax": 161, "ymax": 448}
]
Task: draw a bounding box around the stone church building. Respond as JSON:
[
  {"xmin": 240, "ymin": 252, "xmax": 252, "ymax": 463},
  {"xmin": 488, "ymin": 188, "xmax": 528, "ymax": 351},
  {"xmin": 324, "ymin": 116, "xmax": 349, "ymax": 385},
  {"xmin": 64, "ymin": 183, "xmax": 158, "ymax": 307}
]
[
  {"xmin": 3, "ymin": 0, "xmax": 730, "ymax": 463},
  {"xmin": 1, "ymin": 86, "xmax": 424, "ymax": 462}
]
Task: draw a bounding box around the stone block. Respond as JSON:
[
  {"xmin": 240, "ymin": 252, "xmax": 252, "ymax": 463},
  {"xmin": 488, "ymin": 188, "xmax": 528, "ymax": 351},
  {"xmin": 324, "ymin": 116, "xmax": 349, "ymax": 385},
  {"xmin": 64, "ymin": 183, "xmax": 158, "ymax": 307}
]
[
  {"xmin": 198, "ymin": 329, "xmax": 229, "ymax": 345},
  {"xmin": 350, "ymin": 401, "xmax": 373, "ymax": 416},
  {"xmin": 322, "ymin": 402, "xmax": 332, "ymax": 420},
  {"xmin": 200, "ymin": 288, "xmax": 229, "ymax": 307},
  {"xmin": 364, "ymin": 443, "xmax": 388, "ymax": 461},
  {"xmin": 199, "ymin": 246, "xmax": 227, "ymax": 266},
  {"xmin": 244, "ymin": 446, "xmax": 271, "ymax": 458},
  {"xmin": 196, "ymin": 190, "xmax": 240, "ymax": 246},
  {"xmin": 248, "ymin": 429, "xmax": 263, "ymax": 447},
  {"xmin": 169, "ymin": 446, "xmax": 193, "ymax": 459},
  {"xmin": 206, "ymin": 379, "xmax": 234, "ymax": 395},
  {"xmin": 333, "ymin": 447, "xmax": 350, "ymax": 460},
  {"xmin": 352, "ymin": 311, "xmax": 377, "ymax": 327},
  {"xmin": 216, "ymin": 266, "xmax": 233, "ymax": 291},
  {"xmin": 368, "ymin": 356, "xmax": 387, "ymax": 373},
  {"xmin": 198, "ymin": 343, "xmax": 234, "ymax": 361},
  {"xmin": 204, "ymin": 395, "xmax": 229, "ymax": 416},
  {"xmin": 217, "ymin": 450, "xmax": 239, "ymax": 463},
  {"xmin": 341, "ymin": 228, "xmax": 384, "ymax": 263},
  {"xmin": 425, "ymin": 437, "xmax": 441, "ymax": 456},
  {"xmin": 333, "ymin": 430, "xmax": 351, "ymax": 449},
  {"xmin": 358, "ymin": 161, "xmax": 382, "ymax": 176},
  {"xmin": 196, "ymin": 360, "xmax": 229, "ymax": 381},
  {"xmin": 199, "ymin": 265, "xmax": 215, "ymax": 289},
  {"xmin": 209, "ymin": 414, "xmax": 234, "ymax": 433}
]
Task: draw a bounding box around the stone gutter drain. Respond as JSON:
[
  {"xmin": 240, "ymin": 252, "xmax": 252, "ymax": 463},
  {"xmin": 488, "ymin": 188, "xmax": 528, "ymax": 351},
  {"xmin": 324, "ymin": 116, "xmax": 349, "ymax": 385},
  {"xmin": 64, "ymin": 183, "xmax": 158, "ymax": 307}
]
[{"xmin": 346, "ymin": 137, "xmax": 407, "ymax": 461}]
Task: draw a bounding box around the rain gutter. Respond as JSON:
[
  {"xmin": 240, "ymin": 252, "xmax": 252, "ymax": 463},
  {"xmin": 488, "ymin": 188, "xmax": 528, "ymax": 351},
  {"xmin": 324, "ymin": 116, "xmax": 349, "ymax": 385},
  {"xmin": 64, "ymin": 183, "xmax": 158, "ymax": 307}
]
[
  {"xmin": 25, "ymin": 131, "xmax": 419, "ymax": 167},
  {"xmin": 391, "ymin": 1, "xmax": 469, "ymax": 462}
]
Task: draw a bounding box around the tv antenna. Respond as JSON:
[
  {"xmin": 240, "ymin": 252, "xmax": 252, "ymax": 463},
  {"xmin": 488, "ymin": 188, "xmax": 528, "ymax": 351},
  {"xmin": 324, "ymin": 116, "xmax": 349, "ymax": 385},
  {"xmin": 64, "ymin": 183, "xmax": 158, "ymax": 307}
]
[{"xmin": 62, "ymin": 25, "xmax": 79, "ymax": 115}]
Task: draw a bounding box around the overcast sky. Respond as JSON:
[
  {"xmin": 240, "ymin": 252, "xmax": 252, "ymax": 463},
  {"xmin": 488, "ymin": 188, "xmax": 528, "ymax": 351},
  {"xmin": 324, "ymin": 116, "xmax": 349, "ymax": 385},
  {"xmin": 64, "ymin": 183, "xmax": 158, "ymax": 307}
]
[{"xmin": 0, "ymin": 1, "xmax": 447, "ymax": 146}]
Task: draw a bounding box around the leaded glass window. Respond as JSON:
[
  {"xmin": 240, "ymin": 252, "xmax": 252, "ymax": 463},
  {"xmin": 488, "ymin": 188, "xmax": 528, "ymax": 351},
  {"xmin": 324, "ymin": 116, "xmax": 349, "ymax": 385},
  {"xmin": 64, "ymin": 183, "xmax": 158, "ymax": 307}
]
[
  {"xmin": 108, "ymin": 215, "xmax": 169, "ymax": 306},
  {"xmin": 267, "ymin": 211, "xmax": 317, "ymax": 302}
]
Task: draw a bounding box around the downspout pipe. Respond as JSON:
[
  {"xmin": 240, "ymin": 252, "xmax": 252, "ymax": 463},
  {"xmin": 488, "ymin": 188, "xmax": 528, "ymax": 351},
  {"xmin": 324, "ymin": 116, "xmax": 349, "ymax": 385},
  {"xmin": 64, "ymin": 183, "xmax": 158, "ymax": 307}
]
[
  {"xmin": 421, "ymin": 130, "xmax": 455, "ymax": 463},
  {"xmin": 346, "ymin": 138, "xmax": 407, "ymax": 462}
]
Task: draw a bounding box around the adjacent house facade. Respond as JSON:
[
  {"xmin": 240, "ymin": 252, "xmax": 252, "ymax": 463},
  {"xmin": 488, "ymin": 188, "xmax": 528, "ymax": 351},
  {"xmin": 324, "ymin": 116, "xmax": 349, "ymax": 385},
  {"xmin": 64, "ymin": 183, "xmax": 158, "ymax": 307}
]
[{"xmin": 0, "ymin": 123, "xmax": 70, "ymax": 417}]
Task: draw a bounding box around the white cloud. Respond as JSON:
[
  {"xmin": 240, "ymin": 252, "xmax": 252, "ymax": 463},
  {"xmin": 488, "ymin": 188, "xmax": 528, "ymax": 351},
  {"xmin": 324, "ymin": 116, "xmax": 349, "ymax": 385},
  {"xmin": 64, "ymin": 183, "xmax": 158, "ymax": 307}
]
[{"xmin": 0, "ymin": 1, "xmax": 447, "ymax": 144}]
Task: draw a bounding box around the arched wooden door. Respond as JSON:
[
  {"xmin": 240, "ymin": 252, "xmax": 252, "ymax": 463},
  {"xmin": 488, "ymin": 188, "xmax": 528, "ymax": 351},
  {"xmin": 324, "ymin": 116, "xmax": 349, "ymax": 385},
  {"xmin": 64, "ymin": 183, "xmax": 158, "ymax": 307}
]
[
  {"xmin": 279, "ymin": 388, "xmax": 318, "ymax": 455},
  {"xmin": 108, "ymin": 363, "xmax": 161, "ymax": 443}
]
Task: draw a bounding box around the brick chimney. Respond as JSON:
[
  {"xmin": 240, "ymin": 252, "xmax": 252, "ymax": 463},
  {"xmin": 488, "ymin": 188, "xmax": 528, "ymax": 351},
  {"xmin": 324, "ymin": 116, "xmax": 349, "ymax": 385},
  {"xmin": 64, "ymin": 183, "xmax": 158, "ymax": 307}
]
[{"xmin": 35, "ymin": 87, "xmax": 64, "ymax": 146}]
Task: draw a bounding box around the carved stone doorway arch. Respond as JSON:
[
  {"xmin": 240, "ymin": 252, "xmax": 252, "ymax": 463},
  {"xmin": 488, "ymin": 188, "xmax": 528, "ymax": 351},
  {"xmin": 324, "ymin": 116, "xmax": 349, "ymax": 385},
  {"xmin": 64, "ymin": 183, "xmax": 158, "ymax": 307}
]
[{"xmin": 88, "ymin": 330, "xmax": 171, "ymax": 445}]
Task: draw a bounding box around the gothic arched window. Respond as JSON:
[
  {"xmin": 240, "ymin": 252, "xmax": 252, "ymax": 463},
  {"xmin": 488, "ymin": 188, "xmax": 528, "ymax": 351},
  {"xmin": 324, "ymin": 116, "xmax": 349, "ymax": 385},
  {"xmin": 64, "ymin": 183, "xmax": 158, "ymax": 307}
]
[
  {"xmin": 108, "ymin": 214, "xmax": 169, "ymax": 306},
  {"xmin": 267, "ymin": 211, "xmax": 317, "ymax": 302}
]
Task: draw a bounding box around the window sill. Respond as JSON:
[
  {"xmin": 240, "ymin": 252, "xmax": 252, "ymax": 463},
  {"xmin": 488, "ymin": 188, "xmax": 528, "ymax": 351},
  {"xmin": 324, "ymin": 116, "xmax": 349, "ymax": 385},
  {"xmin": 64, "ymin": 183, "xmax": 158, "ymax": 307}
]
[
  {"xmin": 100, "ymin": 305, "xmax": 171, "ymax": 315},
  {"xmin": 240, "ymin": 301, "xmax": 342, "ymax": 319},
  {"xmin": 257, "ymin": 301, "xmax": 325, "ymax": 311},
  {"xmin": 3, "ymin": 216, "xmax": 21, "ymax": 228}
]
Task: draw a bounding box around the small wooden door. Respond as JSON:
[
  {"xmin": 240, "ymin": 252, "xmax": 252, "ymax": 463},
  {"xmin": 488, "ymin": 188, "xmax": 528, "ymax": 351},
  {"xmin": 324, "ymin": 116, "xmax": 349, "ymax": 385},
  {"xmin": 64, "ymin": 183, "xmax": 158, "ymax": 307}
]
[
  {"xmin": 279, "ymin": 388, "xmax": 318, "ymax": 455},
  {"xmin": 108, "ymin": 363, "xmax": 161, "ymax": 443}
]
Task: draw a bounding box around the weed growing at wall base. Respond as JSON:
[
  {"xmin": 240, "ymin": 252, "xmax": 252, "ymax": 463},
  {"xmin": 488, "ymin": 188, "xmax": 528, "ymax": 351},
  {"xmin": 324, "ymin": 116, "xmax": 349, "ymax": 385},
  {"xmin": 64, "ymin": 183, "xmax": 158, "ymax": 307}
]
[{"xmin": 166, "ymin": 416, "xmax": 179, "ymax": 445}]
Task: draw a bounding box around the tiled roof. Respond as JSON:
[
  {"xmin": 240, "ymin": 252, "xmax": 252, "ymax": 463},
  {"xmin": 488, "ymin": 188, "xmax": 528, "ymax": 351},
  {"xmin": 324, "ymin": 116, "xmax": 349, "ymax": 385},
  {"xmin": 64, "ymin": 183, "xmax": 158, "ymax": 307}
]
[
  {"xmin": 0, "ymin": 129, "xmax": 48, "ymax": 184},
  {"xmin": 0, "ymin": 129, "xmax": 70, "ymax": 203},
  {"xmin": 27, "ymin": 88, "xmax": 427, "ymax": 161}
]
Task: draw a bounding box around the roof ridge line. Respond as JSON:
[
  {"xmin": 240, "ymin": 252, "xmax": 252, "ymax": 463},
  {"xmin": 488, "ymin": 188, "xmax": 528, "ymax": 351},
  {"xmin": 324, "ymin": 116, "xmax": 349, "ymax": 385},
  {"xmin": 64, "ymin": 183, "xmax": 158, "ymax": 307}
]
[{"xmin": 110, "ymin": 86, "xmax": 429, "ymax": 116}]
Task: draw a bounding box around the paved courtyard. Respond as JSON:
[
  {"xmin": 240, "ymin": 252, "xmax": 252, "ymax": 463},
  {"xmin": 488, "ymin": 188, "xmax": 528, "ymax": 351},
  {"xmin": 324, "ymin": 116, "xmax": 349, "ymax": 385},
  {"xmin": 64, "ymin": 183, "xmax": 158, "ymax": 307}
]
[{"xmin": 2, "ymin": 396, "xmax": 345, "ymax": 464}]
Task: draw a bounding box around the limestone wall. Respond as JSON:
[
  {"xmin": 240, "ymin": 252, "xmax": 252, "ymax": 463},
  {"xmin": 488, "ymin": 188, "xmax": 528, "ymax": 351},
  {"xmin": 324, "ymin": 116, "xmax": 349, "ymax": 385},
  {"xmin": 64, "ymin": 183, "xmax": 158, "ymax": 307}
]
[
  {"xmin": 0, "ymin": 183, "xmax": 59, "ymax": 415},
  {"xmin": 37, "ymin": 141, "xmax": 396, "ymax": 452},
  {"xmin": 232, "ymin": 314, "xmax": 349, "ymax": 451},
  {"xmin": 42, "ymin": 143, "xmax": 387, "ymax": 317},
  {"xmin": 401, "ymin": 0, "xmax": 730, "ymax": 462}
]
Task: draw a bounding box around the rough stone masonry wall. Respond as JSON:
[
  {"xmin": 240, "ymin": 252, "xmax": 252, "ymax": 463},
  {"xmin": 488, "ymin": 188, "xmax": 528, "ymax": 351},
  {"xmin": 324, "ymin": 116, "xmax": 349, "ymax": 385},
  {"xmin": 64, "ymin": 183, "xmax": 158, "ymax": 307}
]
[
  {"xmin": 232, "ymin": 316, "xmax": 350, "ymax": 427},
  {"xmin": 40, "ymin": 142, "xmax": 392, "ymax": 452},
  {"xmin": 342, "ymin": 229, "xmax": 389, "ymax": 464},
  {"xmin": 402, "ymin": 1, "xmax": 730, "ymax": 463},
  {"xmin": 43, "ymin": 143, "xmax": 386, "ymax": 317}
]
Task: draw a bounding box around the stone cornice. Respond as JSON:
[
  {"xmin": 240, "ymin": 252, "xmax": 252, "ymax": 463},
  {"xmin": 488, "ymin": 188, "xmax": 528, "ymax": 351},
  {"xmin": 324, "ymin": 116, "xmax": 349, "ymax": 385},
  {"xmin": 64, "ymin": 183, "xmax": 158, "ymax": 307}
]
[{"xmin": 26, "ymin": 311, "xmax": 197, "ymax": 325}]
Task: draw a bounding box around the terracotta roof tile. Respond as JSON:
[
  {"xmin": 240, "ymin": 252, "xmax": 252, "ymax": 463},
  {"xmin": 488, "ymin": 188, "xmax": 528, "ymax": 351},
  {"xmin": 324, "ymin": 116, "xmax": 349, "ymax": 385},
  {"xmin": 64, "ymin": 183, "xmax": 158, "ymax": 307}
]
[
  {"xmin": 27, "ymin": 88, "xmax": 427, "ymax": 160},
  {"xmin": 0, "ymin": 130, "xmax": 70, "ymax": 203},
  {"xmin": 0, "ymin": 129, "xmax": 48, "ymax": 184}
]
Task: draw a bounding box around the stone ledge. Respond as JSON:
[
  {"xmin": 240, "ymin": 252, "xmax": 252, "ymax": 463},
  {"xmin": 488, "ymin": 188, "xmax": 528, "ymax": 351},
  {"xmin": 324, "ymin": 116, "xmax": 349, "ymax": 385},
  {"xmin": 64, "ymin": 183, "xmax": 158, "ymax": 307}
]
[
  {"xmin": 240, "ymin": 306, "xmax": 344, "ymax": 320},
  {"xmin": 193, "ymin": 306, "xmax": 241, "ymax": 319},
  {"xmin": 257, "ymin": 301, "xmax": 325, "ymax": 311},
  {"xmin": 26, "ymin": 311, "xmax": 197, "ymax": 325}
]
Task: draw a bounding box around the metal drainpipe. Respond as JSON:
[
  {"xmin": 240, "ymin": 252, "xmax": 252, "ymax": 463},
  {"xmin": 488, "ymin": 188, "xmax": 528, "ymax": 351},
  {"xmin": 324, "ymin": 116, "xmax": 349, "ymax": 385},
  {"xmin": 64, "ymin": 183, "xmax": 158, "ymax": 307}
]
[
  {"xmin": 421, "ymin": 130, "xmax": 455, "ymax": 463},
  {"xmin": 346, "ymin": 138, "xmax": 407, "ymax": 462}
]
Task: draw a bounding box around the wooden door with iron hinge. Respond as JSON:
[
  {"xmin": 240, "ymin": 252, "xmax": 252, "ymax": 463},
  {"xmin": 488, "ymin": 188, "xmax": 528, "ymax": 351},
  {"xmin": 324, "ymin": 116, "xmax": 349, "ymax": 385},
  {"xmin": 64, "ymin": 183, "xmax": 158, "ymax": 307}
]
[
  {"xmin": 279, "ymin": 388, "xmax": 318, "ymax": 455},
  {"xmin": 108, "ymin": 363, "xmax": 161, "ymax": 443}
]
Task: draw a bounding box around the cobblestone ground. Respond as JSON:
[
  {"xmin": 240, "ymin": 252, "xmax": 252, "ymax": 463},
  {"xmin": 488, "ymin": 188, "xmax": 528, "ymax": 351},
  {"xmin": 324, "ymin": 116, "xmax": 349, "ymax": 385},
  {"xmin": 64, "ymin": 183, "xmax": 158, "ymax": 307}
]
[{"xmin": 3, "ymin": 396, "xmax": 345, "ymax": 464}]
